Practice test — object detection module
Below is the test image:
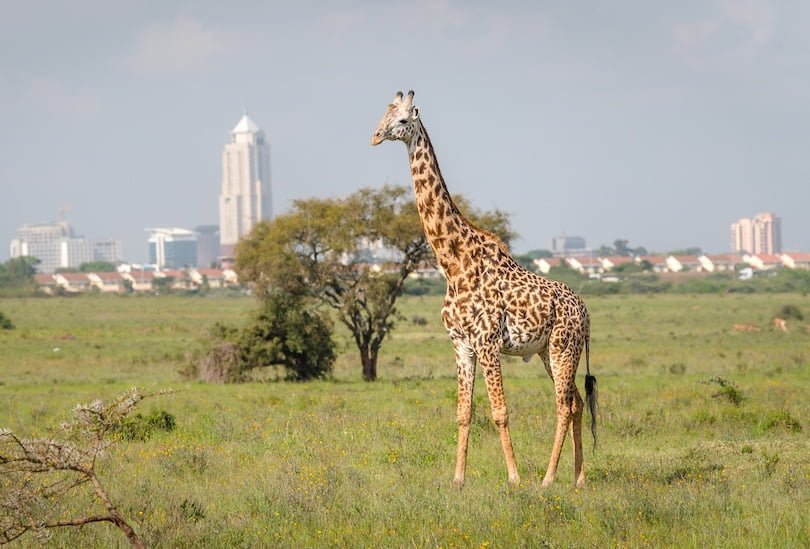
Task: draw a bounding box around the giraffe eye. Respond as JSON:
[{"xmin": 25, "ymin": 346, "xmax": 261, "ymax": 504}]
[{"xmin": 398, "ymin": 119, "xmax": 408, "ymax": 125}]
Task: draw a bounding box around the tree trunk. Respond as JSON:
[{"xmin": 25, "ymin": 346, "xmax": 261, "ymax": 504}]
[{"xmin": 360, "ymin": 347, "xmax": 377, "ymax": 381}]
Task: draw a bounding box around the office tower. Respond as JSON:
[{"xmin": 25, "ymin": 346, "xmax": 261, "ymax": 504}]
[
  {"xmin": 551, "ymin": 235, "xmax": 587, "ymax": 257},
  {"xmin": 194, "ymin": 225, "xmax": 220, "ymax": 268},
  {"xmin": 146, "ymin": 228, "xmax": 198, "ymax": 270},
  {"xmin": 731, "ymin": 212, "xmax": 781, "ymax": 255},
  {"xmin": 219, "ymin": 112, "xmax": 272, "ymax": 258},
  {"xmin": 9, "ymin": 221, "xmax": 111, "ymax": 273}
]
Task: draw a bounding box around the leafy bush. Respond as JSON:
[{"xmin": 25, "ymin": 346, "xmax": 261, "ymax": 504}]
[
  {"xmin": 702, "ymin": 376, "xmax": 746, "ymax": 406},
  {"xmin": 0, "ymin": 311, "xmax": 13, "ymax": 330},
  {"xmin": 190, "ymin": 293, "xmax": 336, "ymax": 382},
  {"xmin": 758, "ymin": 410, "xmax": 802, "ymax": 433},
  {"xmin": 403, "ymin": 277, "xmax": 445, "ymax": 296},
  {"xmin": 117, "ymin": 409, "xmax": 177, "ymax": 441},
  {"xmin": 240, "ymin": 293, "xmax": 336, "ymax": 381},
  {"xmin": 776, "ymin": 303, "xmax": 804, "ymax": 321}
]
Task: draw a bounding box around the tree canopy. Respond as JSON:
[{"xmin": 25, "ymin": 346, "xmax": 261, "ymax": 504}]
[{"xmin": 0, "ymin": 257, "xmax": 39, "ymax": 296}]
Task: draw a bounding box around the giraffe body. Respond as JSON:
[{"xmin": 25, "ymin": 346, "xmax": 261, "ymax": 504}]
[{"xmin": 372, "ymin": 91, "xmax": 597, "ymax": 488}]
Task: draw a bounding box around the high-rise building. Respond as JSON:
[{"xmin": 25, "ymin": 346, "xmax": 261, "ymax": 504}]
[
  {"xmin": 194, "ymin": 225, "xmax": 220, "ymax": 268},
  {"xmin": 219, "ymin": 112, "xmax": 272, "ymax": 258},
  {"xmin": 92, "ymin": 239, "xmax": 123, "ymax": 264},
  {"xmin": 551, "ymin": 235, "xmax": 587, "ymax": 257},
  {"xmin": 146, "ymin": 228, "xmax": 198, "ymax": 270},
  {"xmin": 9, "ymin": 221, "xmax": 120, "ymax": 273},
  {"xmin": 731, "ymin": 212, "xmax": 781, "ymax": 255}
]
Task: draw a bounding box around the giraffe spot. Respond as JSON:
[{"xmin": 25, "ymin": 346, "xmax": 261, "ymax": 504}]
[{"xmin": 448, "ymin": 238, "xmax": 461, "ymax": 258}]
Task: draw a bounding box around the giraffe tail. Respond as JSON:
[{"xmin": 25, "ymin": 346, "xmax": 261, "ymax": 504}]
[{"xmin": 584, "ymin": 335, "xmax": 598, "ymax": 449}]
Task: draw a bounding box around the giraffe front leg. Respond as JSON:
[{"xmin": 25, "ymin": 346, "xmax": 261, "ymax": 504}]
[
  {"xmin": 479, "ymin": 349, "xmax": 520, "ymax": 485},
  {"xmin": 453, "ymin": 344, "xmax": 476, "ymax": 488}
]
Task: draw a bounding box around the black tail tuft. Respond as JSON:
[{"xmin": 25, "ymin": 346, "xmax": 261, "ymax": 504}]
[
  {"xmin": 584, "ymin": 337, "xmax": 598, "ymax": 449},
  {"xmin": 585, "ymin": 374, "xmax": 598, "ymax": 448}
]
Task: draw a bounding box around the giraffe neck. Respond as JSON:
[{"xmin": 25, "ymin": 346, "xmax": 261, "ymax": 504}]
[{"xmin": 407, "ymin": 123, "xmax": 470, "ymax": 278}]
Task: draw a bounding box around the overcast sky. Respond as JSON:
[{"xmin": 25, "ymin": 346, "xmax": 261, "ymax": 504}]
[{"xmin": 2, "ymin": 1, "xmax": 808, "ymax": 262}]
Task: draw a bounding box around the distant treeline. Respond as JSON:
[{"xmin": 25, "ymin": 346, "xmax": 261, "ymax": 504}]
[{"xmin": 404, "ymin": 267, "xmax": 810, "ymax": 297}]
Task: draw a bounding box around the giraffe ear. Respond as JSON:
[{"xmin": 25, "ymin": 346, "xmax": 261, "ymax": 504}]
[{"xmin": 411, "ymin": 106, "xmax": 420, "ymax": 120}]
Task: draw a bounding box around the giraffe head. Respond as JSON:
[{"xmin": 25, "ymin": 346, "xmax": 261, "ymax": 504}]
[{"xmin": 371, "ymin": 90, "xmax": 420, "ymax": 146}]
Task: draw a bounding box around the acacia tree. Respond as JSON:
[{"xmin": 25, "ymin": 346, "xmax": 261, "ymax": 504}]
[{"xmin": 236, "ymin": 185, "xmax": 513, "ymax": 381}]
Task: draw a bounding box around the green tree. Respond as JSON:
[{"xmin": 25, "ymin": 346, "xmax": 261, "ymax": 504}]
[
  {"xmin": 0, "ymin": 257, "xmax": 40, "ymax": 296},
  {"xmin": 151, "ymin": 276, "xmax": 175, "ymax": 294},
  {"xmin": 79, "ymin": 261, "xmax": 118, "ymax": 272},
  {"xmin": 236, "ymin": 185, "xmax": 514, "ymax": 381},
  {"xmin": 667, "ymin": 247, "xmax": 703, "ymax": 257}
]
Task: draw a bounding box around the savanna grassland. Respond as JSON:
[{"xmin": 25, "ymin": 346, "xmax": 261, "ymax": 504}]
[{"xmin": 1, "ymin": 292, "xmax": 809, "ymax": 548}]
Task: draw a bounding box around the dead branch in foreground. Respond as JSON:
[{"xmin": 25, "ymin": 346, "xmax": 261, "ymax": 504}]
[{"xmin": 1, "ymin": 388, "xmax": 172, "ymax": 547}]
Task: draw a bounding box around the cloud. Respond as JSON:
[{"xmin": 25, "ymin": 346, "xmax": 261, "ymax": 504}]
[
  {"xmin": 129, "ymin": 16, "xmax": 222, "ymax": 76},
  {"xmin": 672, "ymin": 0, "xmax": 775, "ymax": 68}
]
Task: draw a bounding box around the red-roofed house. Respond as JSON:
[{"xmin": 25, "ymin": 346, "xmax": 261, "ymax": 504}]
[
  {"xmin": 744, "ymin": 254, "xmax": 782, "ymax": 270},
  {"xmin": 598, "ymin": 256, "xmax": 635, "ymax": 271},
  {"xmin": 666, "ymin": 255, "xmax": 702, "ymax": 272},
  {"xmin": 533, "ymin": 257, "xmax": 563, "ymax": 274},
  {"xmin": 565, "ymin": 256, "xmax": 601, "ymax": 275},
  {"xmin": 640, "ymin": 256, "xmax": 668, "ymax": 273},
  {"xmin": 699, "ymin": 254, "xmax": 740, "ymax": 272},
  {"xmin": 781, "ymin": 252, "xmax": 810, "ymax": 270}
]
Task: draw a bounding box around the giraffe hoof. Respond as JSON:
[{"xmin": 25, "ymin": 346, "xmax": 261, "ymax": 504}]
[
  {"xmin": 541, "ymin": 477, "xmax": 554, "ymax": 488},
  {"xmin": 452, "ymin": 477, "xmax": 465, "ymax": 489},
  {"xmin": 508, "ymin": 474, "xmax": 521, "ymax": 486}
]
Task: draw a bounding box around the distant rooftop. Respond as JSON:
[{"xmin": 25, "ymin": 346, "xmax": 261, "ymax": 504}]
[{"xmin": 232, "ymin": 112, "xmax": 261, "ymax": 134}]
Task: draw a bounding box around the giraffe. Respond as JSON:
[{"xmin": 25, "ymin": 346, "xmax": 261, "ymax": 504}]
[{"xmin": 371, "ymin": 90, "xmax": 597, "ymax": 488}]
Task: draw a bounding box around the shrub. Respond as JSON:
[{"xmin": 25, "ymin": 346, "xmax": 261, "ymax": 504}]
[
  {"xmin": 117, "ymin": 409, "xmax": 177, "ymax": 441},
  {"xmin": 411, "ymin": 316, "xmax": 428, "ymax": 326},
  {"xmin": 0, "ymin": 311, "xmax": 13, "ymax": 330},
  {"xmin": 403, "ymin": 277, "xmax": 445, "ymax": 296},
  {"xmin": 190, "ymin": 293, "xmax": 336, "ymax": 382},
  {"xmin": 758, "ymin": 410, "xmax": 802, "ymax": 433},
  {"xmin": 702, "ymin": 376, "xmax": 746, "ymax": 406},
  {"xmin": 776, "ymin": 303, "xmax": 804, "ymax": 321},
  {"xmin": 240, "ymin": 293, "xmax": 336, "ymax": 381}
]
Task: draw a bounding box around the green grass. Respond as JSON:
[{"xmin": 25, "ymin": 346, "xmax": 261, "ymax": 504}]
[{"xmin": 1, "ymin": 293, "xmax": 809, "ymax": 547}]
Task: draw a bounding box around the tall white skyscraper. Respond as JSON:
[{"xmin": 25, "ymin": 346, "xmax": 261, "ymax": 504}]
[{"xmin": 219, "ymin": 112, "xmax": 272, "ymax": 258}]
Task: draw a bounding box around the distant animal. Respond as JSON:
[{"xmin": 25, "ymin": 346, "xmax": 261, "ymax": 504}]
[
  {"xmin": 371, "ymin": 91, "xmax": 597, "ymax": 488},
  {"xmin": 772, "ymin": 317, "xmax": 789, "ymax": 333},
  {"xmin": 733, "ymin": 323, "xmax": 760, "ymax": 333}
]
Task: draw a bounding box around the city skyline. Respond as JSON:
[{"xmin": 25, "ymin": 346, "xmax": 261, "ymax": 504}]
[{"xmin": 2, "ymin": 3, "xmax": 809, "ymax": 262}]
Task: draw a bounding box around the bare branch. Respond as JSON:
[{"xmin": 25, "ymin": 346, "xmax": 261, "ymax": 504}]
[{"xmin": 0, "ymin": 387, "xmax": 172, "ymax": 548}]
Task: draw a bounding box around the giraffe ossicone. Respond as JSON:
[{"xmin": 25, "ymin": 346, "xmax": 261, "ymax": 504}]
[{"xmin": 372, "ymin": 90, "xmax": 598, "ymax": 488}]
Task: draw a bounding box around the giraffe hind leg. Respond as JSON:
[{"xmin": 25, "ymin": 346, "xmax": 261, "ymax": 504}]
[{"xmin": 541, "ymin": 347, "xmax": 585, "ymax": 487}]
